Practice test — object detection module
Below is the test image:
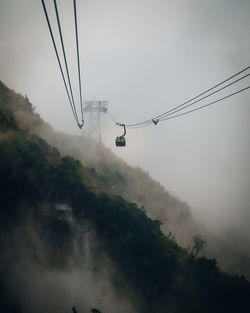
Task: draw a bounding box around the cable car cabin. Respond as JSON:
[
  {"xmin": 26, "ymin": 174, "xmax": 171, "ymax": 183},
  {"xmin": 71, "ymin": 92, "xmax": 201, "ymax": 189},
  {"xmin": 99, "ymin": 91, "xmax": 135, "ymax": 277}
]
[
  {"xmin": 116, "ymin": 123, "xmax": 126, "ymax": 147},
  {"xmin": 116, "ymin": 136, "xmax": 126, "ymax": 147}
]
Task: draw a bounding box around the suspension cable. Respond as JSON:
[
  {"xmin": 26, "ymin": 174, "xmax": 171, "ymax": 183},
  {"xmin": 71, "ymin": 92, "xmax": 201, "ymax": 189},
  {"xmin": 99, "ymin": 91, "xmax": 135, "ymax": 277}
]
[
  {"xmin": 159, "ymin": 86, "xmax": 250, "ymax": 122},
  {"xmin": 41, "ymin": 0, "xmax": 78, "ymax": 124},
  {"xmin": 73, "ymin": 0, "xmax": 84, "ymax": 124},
  {"xmin": 53, "ymin": 0, "xmax": 80, "ymax": 126},
  {"xmin": 107, "ymin": 111, "xmax": 119, "ymax": 124},
  {"xmin": 125, "ymin": 66, "xmax": 250, "ymax": 127},
  {"xmin": 158, "ymin": 73, "xmax": 249, "ymax": 120},
  {"xmin": 127, "ymin": 121, "xmax": 153, "ymax": 129}
]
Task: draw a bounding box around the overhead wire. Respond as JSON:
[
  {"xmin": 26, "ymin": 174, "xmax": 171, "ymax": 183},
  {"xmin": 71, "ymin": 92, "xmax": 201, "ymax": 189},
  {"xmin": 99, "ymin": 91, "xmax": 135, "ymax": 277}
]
[
  {"xmin": 107, "ymin": 111, "xmax": 119, "ymax": 124},
  {"xmin": 41, "ymin": 0, "xmax": 79, "ymax": 124},
  {"xmin": 73, "ymin": 0, "xmax": 84, "ymax": 124},
  {"xmin": 41, "ymin": 3, "xmax": 249, "ymax": 133},
  {"xmin": 128, "ymin": 122, "xmax": 153, "ymax": 129},
  {"xmin": 158, "ymin": 73, "xmax": 249, "ymax": 120},
  {"xmin": 159, "ymin": 86, "xmax": 250, "ymax": 122},
  {"xmin": 53, "ymin": 0, "xmax": 82, "ymax": 127},
  {"xmin": 128, "ymin": 86, "xmax": 250, "ymax": 128},
  {"xmin": 125, "ymin": 66, "xmax": 250, "ymax": 128}
]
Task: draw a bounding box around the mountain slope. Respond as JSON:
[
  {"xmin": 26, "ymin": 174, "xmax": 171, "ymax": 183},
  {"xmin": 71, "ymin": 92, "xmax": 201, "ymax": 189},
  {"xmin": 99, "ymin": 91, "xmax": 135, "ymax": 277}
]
[
  {"xmin": 2, "ymin": 81, "xmax": 249, "ymax": 279},
  {"xmin": 0, "ymin": 81, "xmax": 250, "ymax": 313},
  {"xmin": 0, "ymin": 81, "xmax": 199, "ymax": 246}
]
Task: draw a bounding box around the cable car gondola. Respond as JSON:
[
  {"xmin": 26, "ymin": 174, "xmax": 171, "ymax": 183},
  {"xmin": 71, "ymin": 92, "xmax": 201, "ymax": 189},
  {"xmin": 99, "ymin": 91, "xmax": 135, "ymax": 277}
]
[{"xmin": 116, "ymin": 124, "xmax": 126, "ymax": 147}]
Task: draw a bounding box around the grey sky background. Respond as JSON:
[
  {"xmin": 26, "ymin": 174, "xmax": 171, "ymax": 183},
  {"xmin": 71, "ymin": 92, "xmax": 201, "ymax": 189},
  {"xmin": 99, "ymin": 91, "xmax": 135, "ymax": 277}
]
[{"xmin": 0, "ymin": 0, "xmax": 250, "ymax": 245}]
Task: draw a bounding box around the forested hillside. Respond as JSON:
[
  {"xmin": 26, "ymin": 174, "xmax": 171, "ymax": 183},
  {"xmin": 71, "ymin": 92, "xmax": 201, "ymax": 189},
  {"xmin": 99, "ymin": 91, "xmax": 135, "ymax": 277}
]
[
  {"xmin": 0, "ymin": 81, "xmax": 200, "ymax": 244},
  {"xmin": 2, "ymin": 80, "xmax": 249, "ymax": 279},
  {"xmin": 0, "ymin": 81, "xmax": 249, "ymax": 313}
]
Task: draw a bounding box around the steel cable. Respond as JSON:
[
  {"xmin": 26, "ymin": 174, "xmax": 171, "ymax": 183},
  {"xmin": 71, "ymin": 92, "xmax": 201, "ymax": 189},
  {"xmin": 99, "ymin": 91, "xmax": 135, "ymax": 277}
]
[
  {"xmin": 53, "ymin": 0, "xmax": 80, "ymax": 125},
  {"xmin": 160, "ymin": 86, "xmax": 250, "ymax": 122},
  {"xmin": 73, "ymin": 0, "xmax": 84, "ymax": 124},
  {"xmin": 125, "ymin": 66, "xmax": 250, "ymax": 127},
  {"xmin": 41, "ymin": 0, "xmax": 79, "ymax": 124}
]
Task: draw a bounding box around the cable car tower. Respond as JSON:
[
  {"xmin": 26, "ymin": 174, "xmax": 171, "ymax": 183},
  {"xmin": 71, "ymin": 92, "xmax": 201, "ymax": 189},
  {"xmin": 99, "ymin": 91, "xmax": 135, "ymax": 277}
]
[{"xmin": 83, "ymin": 101, "xmax": 108, "ymax": 142}]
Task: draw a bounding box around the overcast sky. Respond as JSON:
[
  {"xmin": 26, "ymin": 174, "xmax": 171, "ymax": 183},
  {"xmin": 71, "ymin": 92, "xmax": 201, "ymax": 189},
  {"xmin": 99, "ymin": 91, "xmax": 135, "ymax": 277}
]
[{"xmin": 0, "ymin": 0, "xmax": 249, "ymax": 242}]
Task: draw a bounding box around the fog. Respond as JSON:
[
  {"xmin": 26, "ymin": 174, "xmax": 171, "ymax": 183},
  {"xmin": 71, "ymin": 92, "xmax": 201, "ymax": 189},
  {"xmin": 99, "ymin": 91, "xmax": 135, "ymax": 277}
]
[
  {"xmin": 1, "ymin": 215, "xmax": 137, "ymax": 313},
  {"xmin": 0, "ymin": 0, "xmax": 250, "ymax": 262}
]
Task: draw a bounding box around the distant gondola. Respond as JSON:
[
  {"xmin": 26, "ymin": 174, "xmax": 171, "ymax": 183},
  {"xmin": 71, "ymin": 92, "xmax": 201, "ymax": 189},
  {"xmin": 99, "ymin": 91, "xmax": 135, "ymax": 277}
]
[
  {"xmin": 115, "ymin": 124, "xmax": 126, "ymax": 147},
  {"xmin": 116, "ymin": 136, "xmax": 126, "ymax": 146}
]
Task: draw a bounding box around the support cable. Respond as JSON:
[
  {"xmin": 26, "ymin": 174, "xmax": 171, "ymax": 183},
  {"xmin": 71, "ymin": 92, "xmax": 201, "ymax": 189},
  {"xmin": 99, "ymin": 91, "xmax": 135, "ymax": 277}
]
[
  {"xmin": 53, "ymin": 0, "xmax": 80, "ymax": 126},
  {"xmin": 125, "ymin": 120, "xmax": 152, "ymax": 129},
  {"xmin": 73, "ymin": 0, "xmax": 84, "ymax": 124},
  {"xmin": 41, "ymin": 0, "xmax": 78, "ymax": 124},
  {"xmin": 125, "ymin": 66, "xmax": 250, "ymax": 127},
  {"xmin": 159, "ymin": 86, "xmax": 250, "ymax": 122},
  {"xmin": 158, "ymin": 73, "xmax": 249, "ymax": 120},
  {"xmin": 127, "ymin": 87, "xmax": 250, "ymax": 129}
]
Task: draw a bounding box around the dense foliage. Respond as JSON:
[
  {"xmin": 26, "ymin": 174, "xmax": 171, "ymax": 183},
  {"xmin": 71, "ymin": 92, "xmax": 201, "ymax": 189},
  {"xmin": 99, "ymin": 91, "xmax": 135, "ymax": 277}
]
[{"xmin": 0, "ymin": 81, "xmax": 249, "ymax": 313}]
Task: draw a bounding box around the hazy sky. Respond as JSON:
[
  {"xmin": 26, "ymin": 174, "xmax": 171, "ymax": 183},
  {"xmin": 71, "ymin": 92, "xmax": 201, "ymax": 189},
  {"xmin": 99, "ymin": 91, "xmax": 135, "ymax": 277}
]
[{"xmin": 0, "ymin": 0, "xmax": 249, "ymax": 242}]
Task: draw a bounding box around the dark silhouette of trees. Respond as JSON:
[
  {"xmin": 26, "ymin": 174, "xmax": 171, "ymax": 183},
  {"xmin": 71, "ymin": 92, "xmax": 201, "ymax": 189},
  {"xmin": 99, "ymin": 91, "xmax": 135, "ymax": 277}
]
[
  {"xmin": 91, "ymin": 309, "xmax": 102, "ymax": 313},
  {"xmin": 1, "ymin": 82, "xmax": 250, "ymax": 313},
  {"xmin": 191, "ymin": 234, "xmax": 207, "ymax": 257},
  {"xmin": 72, "ymin": 306, "xmax": 77, "ymax": 313}
]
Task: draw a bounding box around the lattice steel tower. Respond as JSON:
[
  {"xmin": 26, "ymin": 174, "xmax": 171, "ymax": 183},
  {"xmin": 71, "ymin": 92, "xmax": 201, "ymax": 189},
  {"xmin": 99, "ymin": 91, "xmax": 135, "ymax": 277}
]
[{"xmin": 83, "ymin": 101, "xmax": 108, "ymax": 142}]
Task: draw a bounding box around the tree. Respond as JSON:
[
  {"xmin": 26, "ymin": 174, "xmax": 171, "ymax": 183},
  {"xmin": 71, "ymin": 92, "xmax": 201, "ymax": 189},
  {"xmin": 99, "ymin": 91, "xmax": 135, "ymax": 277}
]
[{"xmin": 191, "ymin": 234, "xmax": 207, "ymax": 257}]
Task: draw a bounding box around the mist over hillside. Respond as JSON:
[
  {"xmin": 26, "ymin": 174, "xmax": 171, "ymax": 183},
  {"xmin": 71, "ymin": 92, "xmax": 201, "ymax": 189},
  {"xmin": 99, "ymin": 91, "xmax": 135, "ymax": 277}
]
[
  {"xmin": 1, "ymin": 81, "xmax": 249, "ymax": 278},
  {"xmin": 0, "ymin": 81, "xmax": 250, "ymax": 313},
  {"xmin": 0, "ymin": 81, "xmax": 200, "ymax": 243}
]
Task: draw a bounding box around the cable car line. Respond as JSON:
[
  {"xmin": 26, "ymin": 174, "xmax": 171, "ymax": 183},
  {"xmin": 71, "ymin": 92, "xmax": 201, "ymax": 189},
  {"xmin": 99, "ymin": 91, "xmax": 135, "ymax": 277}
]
[
  {"xmin": 53, "ymin": 0, "xmax": 81, "ymax": 127},
  {"xmin": 73, "ymin": 0, "xmax": 84, "ymax": 124},
  {"xmin": 158, "ymin": 73, "xmax": 249, "ymax": 120},
  {"xmin": 159, "ymin": 86, "xmax": 250, "ymax": 122},
  {"xmin": 41, "ymin": 4, "xmax": 249, "ymax": 139},
  {"xmin": 41, "ymin": 0, "xmax": 79, "ymax": 124},
  {"xmin": 125, "ymin": 66, "xmax": 250, "ymax": 128},
  {"xmin": 126, "ymin": 121, "xmax": 152, "ymax": 129},
  {"xmin": 41, "ymin": 2, "xmax": 249, "ymax": 139},
  {"xmin": 41, "ymin": 0, "xmax": 85, "ymax": 128},
  {"xmin": 107, "ymin": 111, "xmax": 118, "ymax": 124},
  {"xmin": 126, "ymin": 86, "xmax": 250, "ymax": 129},
  {"xmin": 156, "ymin": 68, "xmax": 250, "ymax": 122}
]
